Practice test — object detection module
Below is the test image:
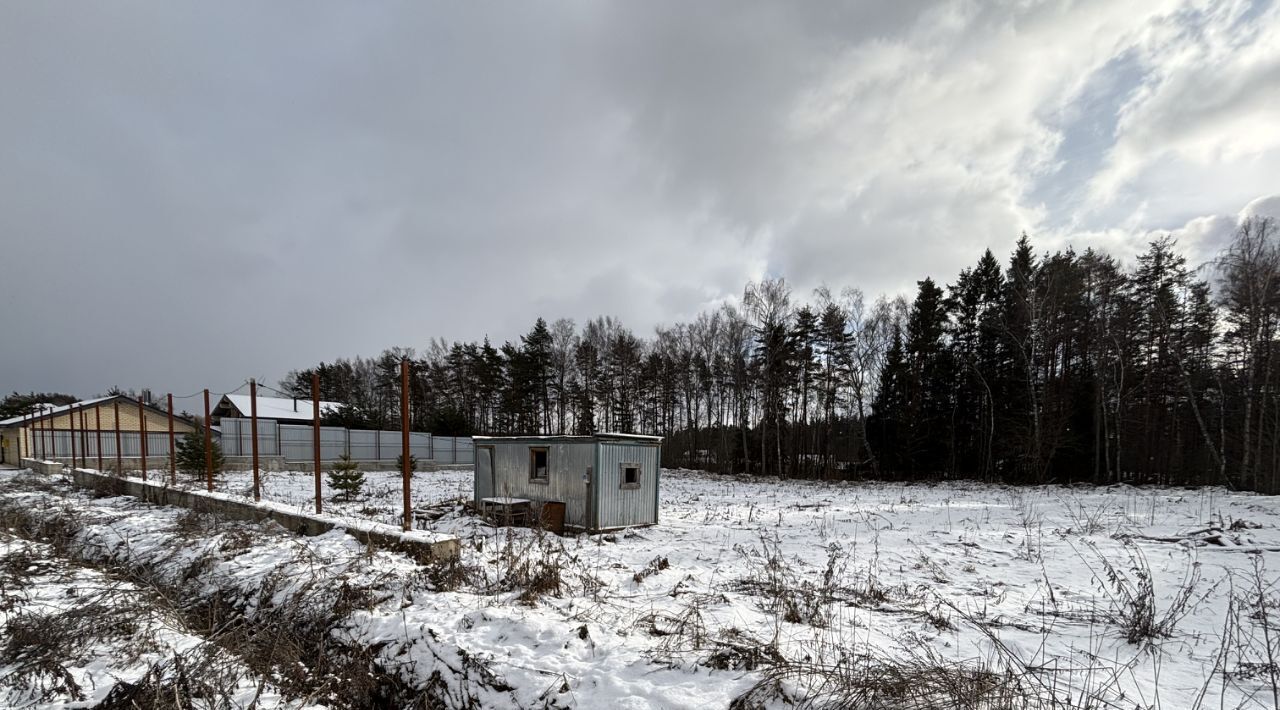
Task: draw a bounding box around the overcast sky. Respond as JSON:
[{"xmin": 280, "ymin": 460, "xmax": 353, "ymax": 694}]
[{"xmin": 1, "ymin": 1, "xmax": 1278, "ymax": 401}]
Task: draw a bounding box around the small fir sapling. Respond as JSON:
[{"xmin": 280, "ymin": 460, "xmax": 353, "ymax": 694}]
[
  {"xmin": 396, "ymin": 452, "xmax": 418, "ymax": 473},
  {"xmin": 175, "ymin": 431, "xmax": 224, "ymax": 477},
  {"xmin": 328, "ymin": 453, "xmax": 365, "ymax": 500}
]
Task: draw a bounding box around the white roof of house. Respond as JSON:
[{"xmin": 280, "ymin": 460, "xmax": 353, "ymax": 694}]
[
  {"xmin": 221, "ymin": 394, "xmax": 341, "ymax": 422},
  {"xmin": 0, "ymin": 396, "xmax": 116, "ymax": 427},
  {"xmin": 473, "ymin": 432, "xmax": 663, "ymax": 443}
]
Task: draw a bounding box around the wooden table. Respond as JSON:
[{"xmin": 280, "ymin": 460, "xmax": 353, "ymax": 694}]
[{"xmin": 480, "ymin": 497, "xmax": 533, "ymax": 526}]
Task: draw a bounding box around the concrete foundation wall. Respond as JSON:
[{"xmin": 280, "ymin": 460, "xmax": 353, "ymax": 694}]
[{"xmin": 65, "ymin": 468, "xmax": 459, "ymax": 563}]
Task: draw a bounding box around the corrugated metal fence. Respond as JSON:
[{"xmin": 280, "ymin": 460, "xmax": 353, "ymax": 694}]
[
  {"xmin": 32, "ymin": 431, "xmax": 172, "ymax": 459},
  {"xmin": 220, "ymin": 418, "xmax": 474, "ymax": 464}
]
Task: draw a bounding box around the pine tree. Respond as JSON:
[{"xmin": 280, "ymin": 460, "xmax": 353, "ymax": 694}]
[
  {"xmin": 870, "ymin": 324, "xmax": 909, "ymax": 473},
  {"xmin": 816, "ymin": 301, "xmax": 850, "ymax": 478},
  {"xmin": 521, "ymin": 317, "xmax": 555, "ymax": 432},
  {"xmin": 903, "ymin": 277, "xmax": 954, "ymax": 477},
  {"xmin": 175, "ymin": 431, "xmax": 223, "ymax": 477},
  {"xmin": 791, "ymin": 306, "xmax": 819, "ymax": 476},
  {"xmin": 999, "ymin": 235, "xmax": 1040, "ymax": 481},
  {"xmin": 573, "ymin": 338, "xmax": 600, "ymax": 434},
  {"xmin": 328, "ymin": 454, "xmax": 364, "ymax": 501}
]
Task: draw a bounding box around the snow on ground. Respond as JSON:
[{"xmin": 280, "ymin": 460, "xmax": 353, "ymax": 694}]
[
  {"xmin": 0, "ymin": 531, "xmax": 300, "ymax": 708},
  {"xmin": 5, "ymin": 466, "xmax": 1280, "ymax": 708}
]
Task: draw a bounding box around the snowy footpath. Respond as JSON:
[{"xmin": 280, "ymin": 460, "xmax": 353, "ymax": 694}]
[{"xmin": 3, "ymin": 466, "xmax": 1280, "ymax": 708}]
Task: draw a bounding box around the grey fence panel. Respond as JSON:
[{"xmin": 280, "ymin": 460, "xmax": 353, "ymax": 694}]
[
  {"xmin": 221, "ymin": 418, "xmax": 279, "ymax": 457},
  {"xmin": 32, "ymin": 430, "xmax": 56, "ymax": 457},
  {"xmin": 49, "ymin": 431, "xmax": 71, "ymax": 458},
  {"xmin": 225, "ymin": 418, "xmax": 246, "ymax": 456},
  {"xmin": 431, "ymin": 436, "xmax": 474, "ymax": 464},
  {"xmin": 279, "ymin": 423, "xmax": 346, "ymax": 461},
  {"xmin": 457, "ymin": 437, "xmax": 474, "ymax": 464},
  {"xmin": 94, "ymin": 433, "xmax": 118, "ymax": 458},
  {"xmin": 409, "ymin": 432, "xmax": 431, "ymax": 461},
  {"xmin": 378, "ymin": 431, "xmax": 399, "ymax": 459},
  {"xmin": 34, "ymin": 430, "xmax": 190, "ymax": 463},
  {"xmin": 349, "ymin": 429, "xmax": 378, "ymax": 460},
  {"xmin": 76, "ymin": 432, "xmax": 102, "ymax": 460},
  {"xmin": 279, "ymin": 424, "xmax": 314, "ymax": 460},
  {"xmin": 146, "ymin": 432, "xmax": 171, "ymax": 457},
  {"xmin": 258, "ymin": 420, "xmax": 280, "ymax": 456},
  {"xmin": 225, "ymin": 417, "xmax": 471, "ymax": 464},
  {"xmin": 120, "ymin": 432, "xmax": 141, "ymax": 457},
  {"xmin": 320, "ymin": 427, "xmax": 347, "ymax": 460},
  {"xmin": 222, "ymin": 418, "xmax": 242, "ymax": 456}
]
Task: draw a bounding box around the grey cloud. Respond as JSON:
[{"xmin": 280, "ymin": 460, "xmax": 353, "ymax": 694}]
[{"xmin": 0, "ymin": 1, "xmax": 1276, "ymax": 398}]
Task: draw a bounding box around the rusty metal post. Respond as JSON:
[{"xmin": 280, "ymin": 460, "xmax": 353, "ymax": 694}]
[
  {"xmin": 95, "ymin": 406, "xmax": 103, "ymax": 470},
  {"xmin": 167, "ymin": 394, "xmax": 176, "ymax": 485},
  {"xmin": 401, "ymin": 359, "xmax": 411, "ymax": 531},
  {"xmin": 203, "ymin": 389, "xmax": 213, "ymax": 492},
  {"xmin": 312, "ymin": 373, "xmax": 322, "ymax": 514},
  {"xmin": 18, "ymin": 409, "xmax": 27, "ymax": 462},
  {"xmin": 113, "ymin": 400, "xmax": 123, "ymax": 473},
  {"xmin": 138, "ymin": 397, "xmax": 148, "ymax": 481},
  {"xmin": 80, "ymin": 410, "xmax": 89, "ymax": 469},
  {"xmin": 69, "ymin": 403, "xmax": 78, "ymax": 468},
  {"xmin": 19, "ymin": 409, "xmax": 28, "ymax": 462},
  {"xmin": 250, "ymin": 379, "xmax": 260, "ymax": 501}
]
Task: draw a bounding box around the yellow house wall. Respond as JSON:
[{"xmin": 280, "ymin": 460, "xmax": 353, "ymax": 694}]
[
  {"xmin": 1, "ymin": 427, "xmax": 22, "ymax": 464},
  {"xmin": 3, "ymin": 401, "xmax": 198, "ymax": 464},
  {"xmin": 37, "ymin": 404, "xmax": 195, "ymax": 434}
]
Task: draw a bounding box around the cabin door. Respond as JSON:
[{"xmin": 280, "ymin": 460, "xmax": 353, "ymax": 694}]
[{"xmin": 475, "ymin": 445, "xmax": 496, "ymax": 500}]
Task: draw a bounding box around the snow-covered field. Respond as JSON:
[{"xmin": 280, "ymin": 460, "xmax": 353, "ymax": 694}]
[{"xmin": 3, "ymin": 466, "xmax": 1280, "ymax": 708}]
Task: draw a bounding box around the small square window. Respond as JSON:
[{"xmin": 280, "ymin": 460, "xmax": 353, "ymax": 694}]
[
  {"xmin": 620, "ymin": 463, "xmax": 641, "ymax": 489},
  {"xmin": 529, "ymin": 447, "xmax": 549, "ymax": 482}
]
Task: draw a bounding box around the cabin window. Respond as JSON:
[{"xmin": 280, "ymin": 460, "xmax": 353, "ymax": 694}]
[
  {"xmin": 620, "ymin": 463, "xmax": 641, "ymax": 489},
  {"xmin": 529, "ymin": 447, "xmax": 549, "ymax": 483}
]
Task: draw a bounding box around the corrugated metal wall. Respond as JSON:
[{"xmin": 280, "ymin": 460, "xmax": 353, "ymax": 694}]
[
  {"xmin": 432, "ymin": 435, "xmax": 475, "ymax": 464},
  {"xmin": 27, "ymin": 430, "xmax": 175, "ymax": 459},
  {"xmin": 484, "ymin": 441, "xmax": 594, "ymax": 527},
  {"xmin": 595, "ymin": 442, "xmax": 660, "ymax": 529},
  {"xmin": 279, "ymin": 424, "xmax": 348, "ymax": 460},
  {"xmin": 221, "ymin": 418, "xmax": 280, "ymax": 456},
  {"xmin": 474, "ymin": 446, "xmax": 494, "ymax": 500},
  {"xmin": 220, "ymin": 418, "xmax": 471, "ymax": 464}
]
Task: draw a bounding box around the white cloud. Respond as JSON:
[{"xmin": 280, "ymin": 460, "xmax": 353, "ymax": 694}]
[{"xmin": 1085, "ymin": 0, "xmax": 1280, "ymax": 216}]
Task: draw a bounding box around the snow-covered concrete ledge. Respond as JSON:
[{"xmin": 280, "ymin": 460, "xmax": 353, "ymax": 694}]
[
  {"xmin": 21, "ymin": 458, "xmax": 65, "ymax": 476},
  {"xmin": 65, "ymin": 468, "xmax": 460, "ymax": 562}
]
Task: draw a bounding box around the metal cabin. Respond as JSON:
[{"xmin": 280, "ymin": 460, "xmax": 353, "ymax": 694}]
[{"xmin": 472, "ymin": 434, "xmax": 662, "ymax": 532}]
